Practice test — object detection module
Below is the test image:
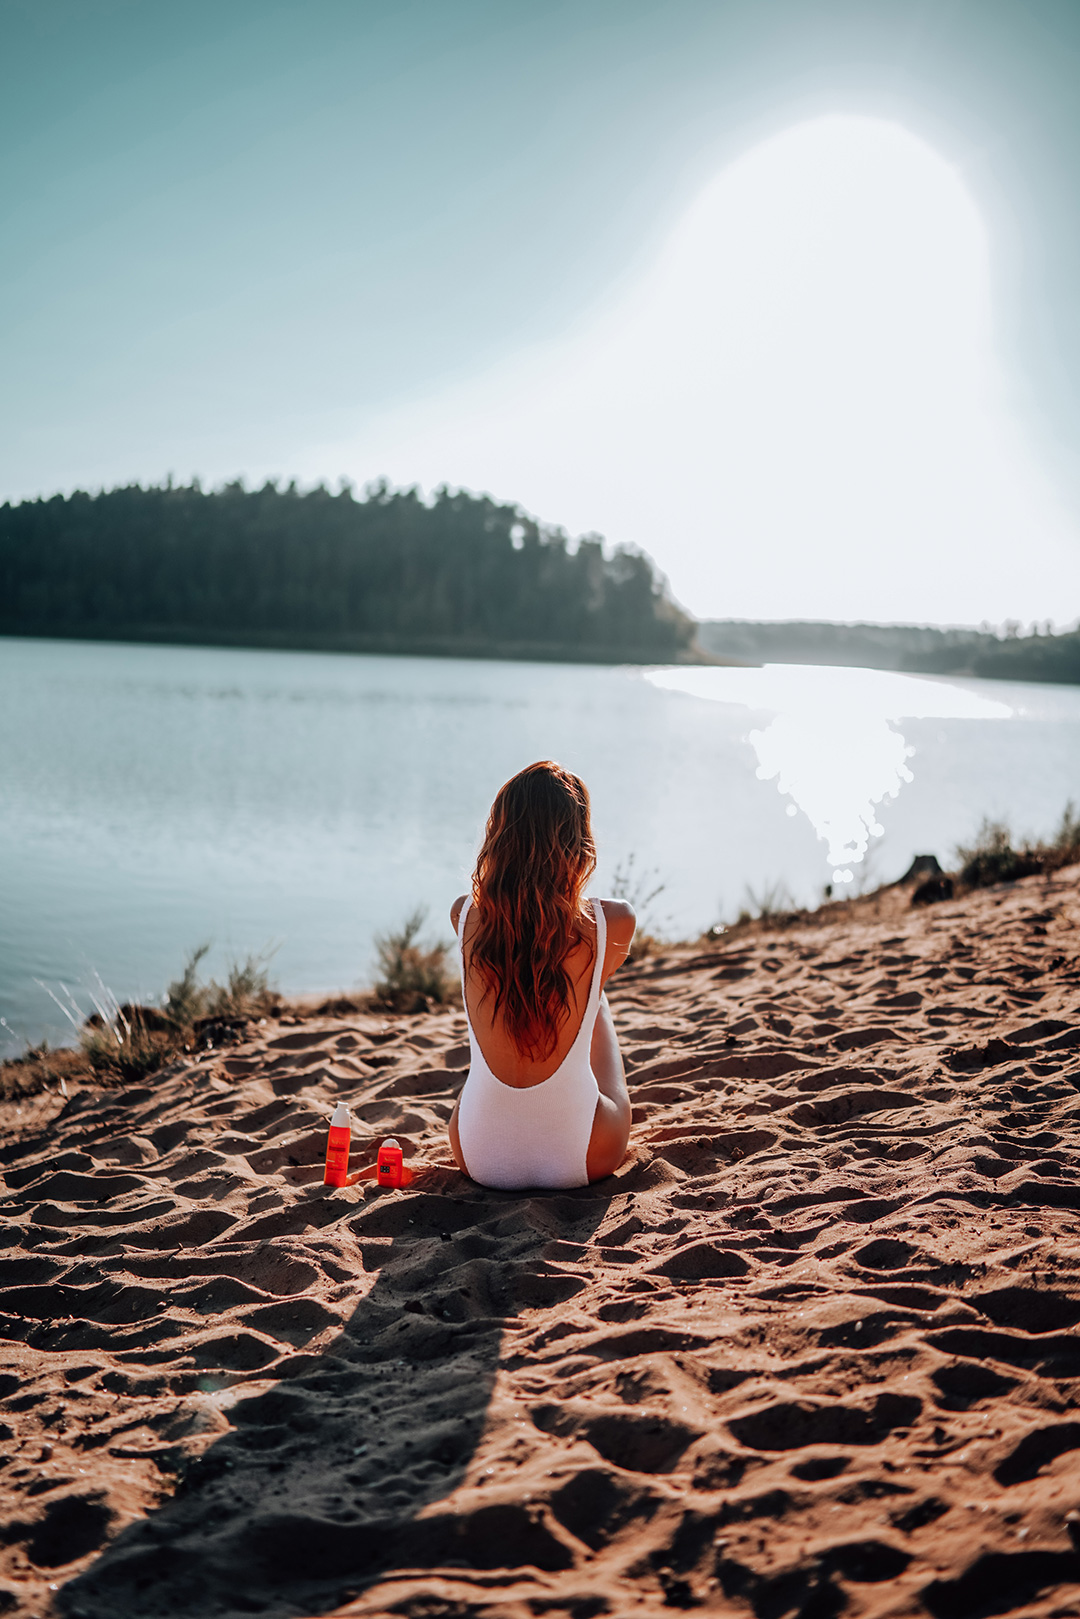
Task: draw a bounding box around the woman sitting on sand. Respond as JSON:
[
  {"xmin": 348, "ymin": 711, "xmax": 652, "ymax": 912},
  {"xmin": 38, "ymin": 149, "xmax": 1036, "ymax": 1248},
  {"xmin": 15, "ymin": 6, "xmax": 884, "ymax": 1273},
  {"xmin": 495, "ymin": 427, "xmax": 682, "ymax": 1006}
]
[{"xmin": 448, "ymin": 761, "xmax": 635, "ymax": 1189}]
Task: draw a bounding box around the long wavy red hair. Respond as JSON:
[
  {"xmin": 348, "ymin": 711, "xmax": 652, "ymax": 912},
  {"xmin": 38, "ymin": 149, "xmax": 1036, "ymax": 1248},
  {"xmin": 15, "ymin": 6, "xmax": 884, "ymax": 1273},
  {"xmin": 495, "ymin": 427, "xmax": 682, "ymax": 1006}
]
[{"xmin": 468, "ymin": 761, "xmax": 597, "ymax": 1060}]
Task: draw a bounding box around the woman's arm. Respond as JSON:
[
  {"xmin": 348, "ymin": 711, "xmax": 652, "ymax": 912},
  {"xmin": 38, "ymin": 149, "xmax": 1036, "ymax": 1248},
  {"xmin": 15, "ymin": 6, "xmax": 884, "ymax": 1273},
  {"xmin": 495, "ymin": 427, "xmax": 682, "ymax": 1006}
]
[
  {"xmin": 447, "ymin": 894, "xmax": 469, "ymax": 1172},
  {"xmin": 586, "ymin": 995, "xmax": 631, "ymax": 1180},
  {"xmin": 585, "ymin": 898, "xmax": 635, "ymax": 1180},
  {"xmin": 448, "ymin": 1100, "xmax": 467, "ymax": 1173},
  {"xmin": 599, "ymin": 897, "xmax": 636, "ymax": 987}
]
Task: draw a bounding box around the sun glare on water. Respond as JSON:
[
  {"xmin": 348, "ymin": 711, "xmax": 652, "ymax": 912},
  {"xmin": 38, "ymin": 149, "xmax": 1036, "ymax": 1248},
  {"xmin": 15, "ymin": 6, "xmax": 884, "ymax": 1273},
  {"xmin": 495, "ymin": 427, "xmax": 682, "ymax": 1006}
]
[{"xmin": 645, "ymin": 665, "xmax": 1013, "ymax": 879}]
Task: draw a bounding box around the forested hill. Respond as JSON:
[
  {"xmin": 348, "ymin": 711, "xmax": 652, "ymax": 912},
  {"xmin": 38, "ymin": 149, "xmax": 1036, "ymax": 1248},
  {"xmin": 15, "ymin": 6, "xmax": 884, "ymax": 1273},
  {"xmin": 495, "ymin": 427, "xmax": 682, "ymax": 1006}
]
[{"xmin": 0, "ymin": 480, "xmax": 697, "ymax": 663}]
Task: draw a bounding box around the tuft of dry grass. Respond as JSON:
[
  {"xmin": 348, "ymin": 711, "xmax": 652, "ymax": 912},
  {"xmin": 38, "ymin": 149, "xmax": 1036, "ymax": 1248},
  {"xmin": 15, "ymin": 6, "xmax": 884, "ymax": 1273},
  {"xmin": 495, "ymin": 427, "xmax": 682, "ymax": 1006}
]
[
  {"xmin": 955, "ymin": 803, "xmax": 1080, "ymax": 892},
  {"xmin": 162, "ymin": 945, "xmax": 279, "ymax": 1026},
  {"xmin": 81, "ymin": 1015, "xmax": 181, "ymax": 1086},
  {"xmin": 371, "ymin": 909, "xmax": 458, "ymax": 1013},
  {"xmin": 610, "ymin": 853, "xmax": 672, "ymax": 962},
  {"xmin": 0, "ymin": 947, "xmax": 282, "ymax": 1100}
]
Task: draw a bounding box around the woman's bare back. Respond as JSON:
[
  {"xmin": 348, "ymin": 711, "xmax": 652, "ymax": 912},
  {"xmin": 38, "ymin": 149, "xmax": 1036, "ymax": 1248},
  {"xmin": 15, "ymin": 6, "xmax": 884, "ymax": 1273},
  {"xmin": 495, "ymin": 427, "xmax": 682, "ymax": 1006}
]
[
  {"xmin": 452, "ymin": 894, "xmax": 634, "ymax": 1087},
  {"xmin": 448, "ymin": 894, "xmax": 635, "ymax": 1181}
]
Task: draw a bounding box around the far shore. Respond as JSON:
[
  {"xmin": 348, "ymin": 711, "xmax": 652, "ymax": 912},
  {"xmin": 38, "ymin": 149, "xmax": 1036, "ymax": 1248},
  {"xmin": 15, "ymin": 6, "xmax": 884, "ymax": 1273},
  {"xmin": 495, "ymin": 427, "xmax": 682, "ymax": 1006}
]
[
  {"xmin": 0, "ymin": 624, "xmax": 734, "ymax": 667},
  {"xmin": 6, "ymin": 619, "xmax": 1080, "ymax": 683}
]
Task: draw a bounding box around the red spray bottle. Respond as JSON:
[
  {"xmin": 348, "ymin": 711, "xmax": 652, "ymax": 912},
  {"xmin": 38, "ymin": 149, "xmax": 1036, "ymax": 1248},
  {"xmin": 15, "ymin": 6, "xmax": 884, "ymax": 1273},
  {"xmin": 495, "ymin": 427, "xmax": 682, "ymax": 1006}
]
[{"xmin": 323, "ymin": 1102, "xmax": 351, "ymax": 1186}]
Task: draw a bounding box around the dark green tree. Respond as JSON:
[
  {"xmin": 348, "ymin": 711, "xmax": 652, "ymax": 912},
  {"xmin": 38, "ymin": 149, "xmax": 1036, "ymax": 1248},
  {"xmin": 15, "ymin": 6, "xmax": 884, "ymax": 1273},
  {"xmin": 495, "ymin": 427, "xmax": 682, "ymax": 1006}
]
[{"xmin": 0, "ymin": 480, "xmax": 695, "ymax": 662}]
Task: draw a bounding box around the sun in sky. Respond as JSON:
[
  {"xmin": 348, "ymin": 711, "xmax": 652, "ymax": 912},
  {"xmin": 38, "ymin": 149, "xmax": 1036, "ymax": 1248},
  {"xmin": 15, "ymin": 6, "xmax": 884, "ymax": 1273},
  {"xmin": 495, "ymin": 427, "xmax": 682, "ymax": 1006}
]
[{"xmin": 328, "ymin": 115, "xmax": 1080, "ymax": 625}]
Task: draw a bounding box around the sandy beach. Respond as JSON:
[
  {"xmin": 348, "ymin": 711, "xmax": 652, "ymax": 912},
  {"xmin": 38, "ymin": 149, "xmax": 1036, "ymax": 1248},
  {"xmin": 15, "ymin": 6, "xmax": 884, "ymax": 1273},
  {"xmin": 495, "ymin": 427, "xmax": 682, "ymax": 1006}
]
[{"xmin": 2, "ymin": 867, "xmax": 1080, "ymax": 1618}]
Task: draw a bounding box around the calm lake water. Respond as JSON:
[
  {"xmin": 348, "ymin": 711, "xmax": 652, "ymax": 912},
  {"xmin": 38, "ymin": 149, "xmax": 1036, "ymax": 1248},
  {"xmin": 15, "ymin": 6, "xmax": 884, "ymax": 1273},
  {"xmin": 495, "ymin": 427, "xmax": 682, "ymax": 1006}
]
[{"xmin": 3, "ymin": 635, "xmax": 1078, "ymax": 1056}]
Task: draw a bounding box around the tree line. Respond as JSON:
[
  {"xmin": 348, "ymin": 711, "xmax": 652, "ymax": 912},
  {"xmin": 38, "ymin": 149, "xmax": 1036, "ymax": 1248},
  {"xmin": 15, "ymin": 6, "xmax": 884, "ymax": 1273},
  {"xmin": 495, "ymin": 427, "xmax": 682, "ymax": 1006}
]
[
  {"xmin": 0, "ymin": 479, "xmax": 696, "ymax": 662},
  {"xmin": 698, "ymin": 617, "xmax": 1080, "ymax": 686}
]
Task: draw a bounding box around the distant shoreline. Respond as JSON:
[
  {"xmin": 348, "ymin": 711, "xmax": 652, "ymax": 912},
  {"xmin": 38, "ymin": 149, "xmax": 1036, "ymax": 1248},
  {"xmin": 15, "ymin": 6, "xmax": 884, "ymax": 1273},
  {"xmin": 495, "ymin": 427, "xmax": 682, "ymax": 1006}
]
[
  {"xmin": 0, "ymin": 624, "xmax": 728, "ymax": 667},
  {"xmin": 6, "ymin": 480, "xmax": 1075, "ymax": 681},
  {"xmin": 697, "ymin": 616, "xmax": 1080, "ymax": 685},
  {"xmin": 6, "ymin": 620, "xmax": 1080, "ymax": 683}
]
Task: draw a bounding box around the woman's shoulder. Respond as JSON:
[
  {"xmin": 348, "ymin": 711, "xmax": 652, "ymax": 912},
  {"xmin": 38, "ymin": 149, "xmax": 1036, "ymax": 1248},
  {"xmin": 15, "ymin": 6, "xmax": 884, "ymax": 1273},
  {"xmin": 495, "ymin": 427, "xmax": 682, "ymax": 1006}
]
[
  {"xmin": 450, "ymin": 893, "xmax": 469, "ymax": 930},
  {"xmin": 594, "ymin": 896, "xmax": 636, "ymax": 934}
]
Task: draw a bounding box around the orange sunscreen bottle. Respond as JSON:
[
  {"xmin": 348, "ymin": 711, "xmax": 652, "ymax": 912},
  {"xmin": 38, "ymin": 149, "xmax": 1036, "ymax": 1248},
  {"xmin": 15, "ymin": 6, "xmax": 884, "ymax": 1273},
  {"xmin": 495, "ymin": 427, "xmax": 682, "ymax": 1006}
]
[
  {"xmin": 323, "ymin": 1102, "xmax": 351, "ymax": 1186},
  {"xmin": 377, "ymin": 1137, "xmax": 404, "ymax": 1189}
]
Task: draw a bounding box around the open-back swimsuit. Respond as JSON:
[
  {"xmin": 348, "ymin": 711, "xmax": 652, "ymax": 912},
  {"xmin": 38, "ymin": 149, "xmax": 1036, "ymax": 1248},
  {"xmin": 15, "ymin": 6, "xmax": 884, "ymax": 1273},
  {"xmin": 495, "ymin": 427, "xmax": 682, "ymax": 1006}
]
[{"xmin": 455, "ymin": 898, "xmax": 606, "ymax": 1190}]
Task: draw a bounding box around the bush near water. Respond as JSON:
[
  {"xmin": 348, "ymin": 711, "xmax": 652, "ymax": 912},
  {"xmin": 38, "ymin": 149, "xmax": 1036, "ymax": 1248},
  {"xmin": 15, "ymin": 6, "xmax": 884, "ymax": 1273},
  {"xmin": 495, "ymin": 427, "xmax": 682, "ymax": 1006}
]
[
  {"xmin": 955, "ymin": 805, "xmax": 1080, "ymax": 889},
  {"xmin": 1, "ymin": 922, "xmax": 462, "ymax": 1101},
  {"xmin": 0, "ymin": 949, "xmax": 279, "ymax": 1100}
]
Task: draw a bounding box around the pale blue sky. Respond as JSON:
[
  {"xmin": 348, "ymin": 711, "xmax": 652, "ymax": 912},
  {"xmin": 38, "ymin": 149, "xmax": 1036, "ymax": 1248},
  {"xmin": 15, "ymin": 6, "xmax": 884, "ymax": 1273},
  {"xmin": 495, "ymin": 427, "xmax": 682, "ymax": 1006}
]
[{"xmin": 4, "ymin": 0, "xmax": 1080, "ymax": 619}]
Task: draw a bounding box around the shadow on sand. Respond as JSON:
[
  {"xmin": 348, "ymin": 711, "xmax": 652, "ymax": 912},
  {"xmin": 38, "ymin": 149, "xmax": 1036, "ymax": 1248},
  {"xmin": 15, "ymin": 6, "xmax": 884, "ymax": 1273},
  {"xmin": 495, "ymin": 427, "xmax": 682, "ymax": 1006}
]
[{"xmin": 59, "ymin": 1170, "xmax": 619, "ymax": 1618}]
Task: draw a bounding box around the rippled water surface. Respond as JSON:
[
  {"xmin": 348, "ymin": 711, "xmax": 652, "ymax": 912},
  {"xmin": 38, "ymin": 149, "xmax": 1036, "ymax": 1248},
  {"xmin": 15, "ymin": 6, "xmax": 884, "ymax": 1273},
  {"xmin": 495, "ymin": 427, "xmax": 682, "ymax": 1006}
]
[{"xmin": 3, "ymin": 636, "xmax": 1077, "ymax": 1053}]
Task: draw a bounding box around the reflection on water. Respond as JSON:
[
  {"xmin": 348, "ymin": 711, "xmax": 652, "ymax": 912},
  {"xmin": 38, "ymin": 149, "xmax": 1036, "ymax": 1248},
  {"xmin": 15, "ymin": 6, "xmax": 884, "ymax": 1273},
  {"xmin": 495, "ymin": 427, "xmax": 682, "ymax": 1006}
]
[
  {"xmin": 748, "ymin": 710, "xmax": 909, "ymax": 876},
  {"xmin": 646, "ymin": 665, "xmax": 1013, "ymax": 879},
  {"xmin": 5, "ymin": 638, "xmax": 1073, "ymax": 1056}
]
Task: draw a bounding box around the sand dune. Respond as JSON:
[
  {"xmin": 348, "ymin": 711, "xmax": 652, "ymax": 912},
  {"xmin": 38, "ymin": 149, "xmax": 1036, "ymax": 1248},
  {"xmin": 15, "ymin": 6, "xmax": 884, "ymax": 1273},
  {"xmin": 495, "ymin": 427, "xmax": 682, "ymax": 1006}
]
[{"xmin": 2, "ymin": 868, "xmax": 1080, "ymax": 1618}]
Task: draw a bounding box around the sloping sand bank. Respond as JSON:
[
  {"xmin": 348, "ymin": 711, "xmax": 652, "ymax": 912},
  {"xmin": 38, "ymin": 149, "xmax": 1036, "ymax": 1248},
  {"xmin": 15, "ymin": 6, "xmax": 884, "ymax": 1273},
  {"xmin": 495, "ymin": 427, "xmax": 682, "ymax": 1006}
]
[{"xmin": 2, "ymin": 869, "xmax": 1080, "ymax": 1619}]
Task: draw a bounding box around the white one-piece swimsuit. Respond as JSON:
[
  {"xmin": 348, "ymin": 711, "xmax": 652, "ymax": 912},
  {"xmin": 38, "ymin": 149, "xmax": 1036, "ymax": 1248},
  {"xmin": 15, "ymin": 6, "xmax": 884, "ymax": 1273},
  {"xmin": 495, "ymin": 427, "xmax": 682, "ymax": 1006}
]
[{"xmin": 455, "ymin": 898, "xmax": 606, "ymax": 1190}]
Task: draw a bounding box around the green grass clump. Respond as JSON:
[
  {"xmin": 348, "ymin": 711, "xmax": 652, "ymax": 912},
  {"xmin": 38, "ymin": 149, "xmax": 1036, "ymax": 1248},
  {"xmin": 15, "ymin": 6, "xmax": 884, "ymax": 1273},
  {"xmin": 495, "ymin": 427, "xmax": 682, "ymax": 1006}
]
[
  {"xmin": 209, "ymin": 953, "xmax": 276, "ymax": 1019},
  {"xmin": 82, "ymin": 1014, "xmax": 180, "ymax": 1086},
  {"xmin": 82, "ymin": 946, "xmax": 278, "ymax": 1086},
  {"xmin": 163, "ymin": 944, "xmax": 279, "ymax": 1026},
  {"xmin": 1, "ymin": 946, "xmax": 281, "ymax": 1100},
  {"xmin": 956, "ymin": 803, "xmax": 1080, "ymax": 891},
  {"xmin": 372, "ymin": 909, "xmax": 457, "ymax": 1012},
  {"xmin": 735, "ymin": 878, "xmax": 798, "ymax": 926},
  {"xmin": 1053, "ymin": 800, "xmax": 1080, "ymax": 855},
  {"xmin": 162, "ymin": 943, "xmax": 211, "ymax": 1027},
  {"xmin": 956, "ymin": 819, "xmax": 1044, "ymax": 888}
]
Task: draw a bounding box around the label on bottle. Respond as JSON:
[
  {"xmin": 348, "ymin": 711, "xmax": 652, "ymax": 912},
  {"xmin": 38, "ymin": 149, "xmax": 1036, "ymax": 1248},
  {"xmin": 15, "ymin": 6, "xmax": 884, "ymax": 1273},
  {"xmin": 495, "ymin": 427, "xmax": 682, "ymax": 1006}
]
[
  {"xmin": 377, "ymin": 1145, "xmax": 403, "ymax": 1186},
  {"xmin": 324, "ymin": 1125, "xmax": 351, "ymax": 1185}
]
